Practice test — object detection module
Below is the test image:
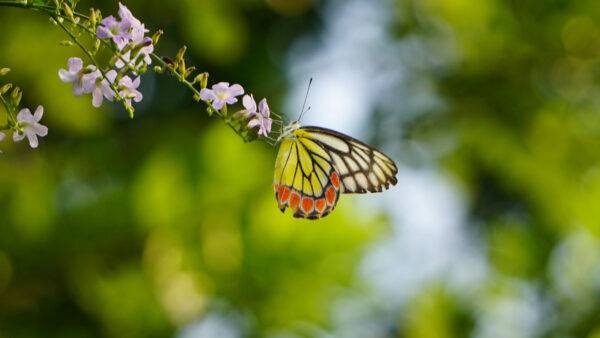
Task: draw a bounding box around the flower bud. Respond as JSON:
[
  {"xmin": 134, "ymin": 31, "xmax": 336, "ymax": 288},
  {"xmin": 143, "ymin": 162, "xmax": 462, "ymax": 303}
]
[
  {"xmin": 176, "ymin": 46, "xmax": 187, "ymax": 64},
  {"xmin": 0, "ymin": 68, "xmax": 10, "ymax": 76},
  {"xmin": 59, "ymin": 40, "xmax": 73, "ymax": 46},
  {"xmin": 193, "ymin": 93, "xmax": 200, "ymax": 101},
  {"xmin": 199, "ymin": 72, "xmax": 209, "ymax": 89},
  {"xmin": 153, "ymin": 66, "xmax": 164, "ymax": 74},
  {"xmin": 0, "ymin": 83, "xmax": 12, "ymax": 95},
  {"xmin": 221, "ymin": 104, "xmax": 228, "ymax": 117},
  {"xmin": 185, "ymin": 67, "xmax": 196, "ymax": 79},
  {"xmin": 11, "ymin": 87, "xmax": 22, "ymax": 106},
  {"xmin": 178, "ymin": 60, "xmax": 186, "ymax": 77},
  {"xmin": 89, "ymin": 8, "xmax": 97, "ymax": 27},
  {"xmin": 125, "ymin": 104, "xmax": 135, "ymax": 118},
  {"xmin": 152, "ymin": 30, "xmax": 163, "ymax": 46},
  {"xmin": 63, "ymin": 3, "xmax": 75, "ymax": 22}
]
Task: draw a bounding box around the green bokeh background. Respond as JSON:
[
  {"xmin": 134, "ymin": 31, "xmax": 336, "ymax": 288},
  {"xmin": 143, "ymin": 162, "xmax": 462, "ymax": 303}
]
[{"xmin": 1, "ymin": 0, "xmax": 600, "ymax": 337}]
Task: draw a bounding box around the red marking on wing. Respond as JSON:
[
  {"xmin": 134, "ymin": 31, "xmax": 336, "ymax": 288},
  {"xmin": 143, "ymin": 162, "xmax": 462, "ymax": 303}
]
[
  {"xmin": 326, "ymin": 187, "xmax": 336, "ymax": 205},
  {"xmin": 289, "ymin": 192, "xmax": 301, "ymax": 211},
  {"xmin": 279, "ymin": 186, "xmax": 290, "ymax": 204},
  {"xmin": 315, "ymin": 199, "xmax": 326, "ymax": 213},
  {"xmin": 302, "ymin": 198, "xmax": 314, "ymax": 213},
  {"xmin": 331, "ymin": 172, "xmax": 340, "ymax": 189}
]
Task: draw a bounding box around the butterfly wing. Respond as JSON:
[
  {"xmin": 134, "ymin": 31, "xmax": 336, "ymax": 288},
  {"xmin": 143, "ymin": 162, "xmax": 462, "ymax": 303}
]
[
  {"xmin": 273, "ymin": 126, "xmax": 398, "ymax": 219},
  {"xmin": 274, "ymin": 134, "xmax": 342, "ymax": 219},
  {"xmin": 299, "ymin": 126, "xmax": 398, "ymax": 194}
]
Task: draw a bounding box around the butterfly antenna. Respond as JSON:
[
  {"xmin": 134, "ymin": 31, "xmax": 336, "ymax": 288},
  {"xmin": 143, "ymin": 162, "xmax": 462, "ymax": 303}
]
[{"xmin": 296, "ymin": 78, "xmax": 313, "ymax": 122}]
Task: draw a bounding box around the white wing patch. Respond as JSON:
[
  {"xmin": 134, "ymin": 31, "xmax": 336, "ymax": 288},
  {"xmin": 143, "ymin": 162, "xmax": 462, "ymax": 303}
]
[{"xmin": 301, "ymin": 126, "xmax": 398, "ymax": 194}]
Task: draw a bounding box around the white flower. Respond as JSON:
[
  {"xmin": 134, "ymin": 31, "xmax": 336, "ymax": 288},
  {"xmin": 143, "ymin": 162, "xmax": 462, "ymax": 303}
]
[
  {"xmin": 119, "ymin": 75, "xmax": 143, "ymax": 106},
  {"xmin": 199, "ymin": 82, "xmax": 244, "ymax": 110},
  {"xmin": 235, "ymin": 94, "xmax": 258, "ymax": 119},
  {"xmin": 91, "ymin": 70, "xmax": 117, "ymax": 108},
  {"xmin": 247, "ymin": 98, "xmax": 272, "ymax": 136},
  {"xmin": 58, "ymin": 57, "xmax": 98, "ymax": 97},
  {"xmin": 0, "ymin": 132, "xmax": 5, "ymax": 153},
  {"xmin": 13, "ymin": 106, "xmax": 48, "ymax": 149}
]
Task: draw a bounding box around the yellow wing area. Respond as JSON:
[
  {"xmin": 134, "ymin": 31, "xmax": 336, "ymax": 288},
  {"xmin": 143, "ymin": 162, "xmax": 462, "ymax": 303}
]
[
  {"xmin": 273, "ymin": 126, "xmax": 397, "ymax": 219},
  {"xmin": 274, "ymin": 131, "xmax": 340, "ymax": 219}
]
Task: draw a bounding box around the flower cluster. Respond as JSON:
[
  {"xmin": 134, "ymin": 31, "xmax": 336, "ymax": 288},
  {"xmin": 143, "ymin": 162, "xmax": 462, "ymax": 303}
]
[
  {"xmin": 200, "ymin": 82, "xmax": 273, "ymax": 137},
  {"xmin": 58, "ymin": 3, "xmax": 150, "ymax": 111}
]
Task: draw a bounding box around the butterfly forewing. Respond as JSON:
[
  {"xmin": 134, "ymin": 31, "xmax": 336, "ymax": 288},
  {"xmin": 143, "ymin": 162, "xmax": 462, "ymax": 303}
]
[
  {"xmin": 299, "ymin": 126, "xmax": 398, "ymax": 194},
  {"xmin": 274, "ymin": 126, "xmax": 397, "ymax": 219}
]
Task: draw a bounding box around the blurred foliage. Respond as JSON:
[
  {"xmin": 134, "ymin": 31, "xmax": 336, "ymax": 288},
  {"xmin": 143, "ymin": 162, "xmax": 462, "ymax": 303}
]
[{"xmin": 1, "ymin": 0, "xmax": 600, "ymax": 337}]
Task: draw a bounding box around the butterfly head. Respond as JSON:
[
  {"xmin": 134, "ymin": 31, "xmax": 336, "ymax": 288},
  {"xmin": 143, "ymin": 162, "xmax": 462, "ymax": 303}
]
[{"xmin": 277, "ymin": 120, "xmax": 301, "ymax": 143}]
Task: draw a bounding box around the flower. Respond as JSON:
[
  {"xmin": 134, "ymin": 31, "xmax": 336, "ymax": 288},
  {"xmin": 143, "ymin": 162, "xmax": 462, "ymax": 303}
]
[
  {"xmin": 96, "ymin": 15, "xmax": 132, "ymax": 49},
  {"xmin": 13, "ymin": 106, "xmax": 48, "ymax": 149},
  {"xmin": 235, "ymin": 94, "xmax": 258, "ymax": 119},
  {"xmin": 199, "ymin": 82, "xmax": 244, "ymax": 110},
  {"xmin": 0, "ymin": 132, "xmax": 5, "ymax": 153},
  {"xmin": 247, "ymin": 98, "xmax": 272, "ymax": 136},
  {"xmin": 115, "ymin": 2, "xmax": 153, "ymax": 70},
  {"xmin": 118, "ymin": 2, "xmax": 147, "ymax": 35},
  {"xmin": 58, "ymin": 57, "xmax": 98, "ymax": 97},
  {"xmin": 91, "ymin": 70, "xmax": 117, "ymax": 108},
  {"xmin": 119, "ymin": 75, "xmax": 143, "ymax": 106}
]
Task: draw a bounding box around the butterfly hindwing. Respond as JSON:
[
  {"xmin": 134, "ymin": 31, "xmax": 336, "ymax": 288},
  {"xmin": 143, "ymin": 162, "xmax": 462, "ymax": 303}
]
[
  {"xmin": 274, "ymin": 126, "xmax": 397, "ymax": 219},
  {"xmin": 274, "ymin": 137, "xmax": 341, "ymax": 219}
]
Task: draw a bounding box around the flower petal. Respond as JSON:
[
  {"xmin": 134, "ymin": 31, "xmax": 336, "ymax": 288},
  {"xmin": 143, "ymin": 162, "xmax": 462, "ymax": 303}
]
[
  {"xmin": 199, "ymin": 88, "xmax": 216, "ymax": 101},
  {"xmin": 212, "ymin": 99, "xmax": 225, "ymax": 110},
  {"xmin": 92, "ymin": 88, "xmax": 104, "ymax": 107},
  {"xmin": 25, "ymin": 131, "xmax": 39, "ymax": 148},
  {"xmin": 33, "ymin": 105, "xmax": 44, "ymax": 122},
  {"xmin": 31, "ymin": 123, "xmax": 48, "ymax": 137},
  {"xmin": 58, "ymin": 69, "xmax": 77, "ymax": 83},
  {"xmin": 67, "ymin": 57, "xmax": 83, "ymax": 72},
  {"xmin": 96, "ymin": 26, "xmax": 112, "ymax": 39},
  {"xmin": 0, "ymin": 132, "xmax": 5, "ymax": 142},
  {"xmin": 16, "ymin": 108, "xmax": 32, "ymax": 122},
  {"xmin": 242, "ymin": 94, "xmax": 256, "ymax": 112},
  {"xmin": 13, "ymin": 130, "xmax": 25, "ymax": 142},
  {"xmin": 228, "ymin": 84, "xmax": 244, "ymax": 97}
]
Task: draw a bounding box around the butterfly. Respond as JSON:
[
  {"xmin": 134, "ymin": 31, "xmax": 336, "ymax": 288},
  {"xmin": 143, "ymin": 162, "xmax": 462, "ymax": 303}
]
[{"xmin": 273, "ymin": 120, "xmax": 398, "ymax": 219}]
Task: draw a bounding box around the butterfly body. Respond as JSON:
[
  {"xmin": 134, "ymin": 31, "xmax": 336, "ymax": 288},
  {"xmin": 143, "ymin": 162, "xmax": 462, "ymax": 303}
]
[{"xmin": 274, "ymin": 123, "xmax": 398, "ymax": 219}]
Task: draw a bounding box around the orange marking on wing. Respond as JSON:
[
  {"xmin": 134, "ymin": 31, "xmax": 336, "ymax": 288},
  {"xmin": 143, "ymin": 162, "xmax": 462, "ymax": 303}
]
[
  {"xmin": 315, "ymin": 199, "xmax": 326, "ymax": 212},
  {"xmin": 274, "ymin": 184, "xmax": 279, "ymax": 192},
  {"xmin": 302, "ymin": 198, "xmax": 314, "ymax": 213},
  {"xmin": 279, "ymin": 186, "xmax": 291, "ymax": 204},
  {"xmin": 326, "ymin": 187, "xmax": 336, "ymax": 205},
  {"xmin": 289, "ymin": 192, "xmax": 301, "ymax": 211},
  {"xmin": 331, "ymin": 172, "xmax": 340, "ymax": 189}
]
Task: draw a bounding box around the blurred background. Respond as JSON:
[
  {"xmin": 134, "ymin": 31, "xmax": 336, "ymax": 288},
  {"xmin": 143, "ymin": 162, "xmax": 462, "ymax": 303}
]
[{"xmin": 1, "ymin": 0, "xmax": 600, "ymax": 336}]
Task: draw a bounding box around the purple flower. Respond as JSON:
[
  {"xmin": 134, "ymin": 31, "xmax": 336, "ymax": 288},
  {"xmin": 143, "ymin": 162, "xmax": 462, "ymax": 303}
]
[
  {"xmin": 91, "ymin": 70, "xmax": 117, "ymax": 108},
  {"xmin": 118, "ymin": 2, "xmax": 147, "ymax": 35},
  {"xmin": 58, "ymin": 57, "xmax": 98, "ymax": 97},
  {"xmin": 199, "ymin": 82, "xmax": 244, "ymax": 110},
  {"xmin": 247, "ymin": 97, "xmax": 272, "ymax": 136},
  {"xmin": 96, "ymin": 15, "xmax": 132, "ymax": 49},
  {"xmin": 0, "ymin": 132, "xmax": 5, "ymax": 153},
  {"xmin": 119, "ymin": 75, "xmax": 143, "ymax": 106},
  {"xmin": 13, "ymin": 106, "xmax": 48, "ymax": 149}
]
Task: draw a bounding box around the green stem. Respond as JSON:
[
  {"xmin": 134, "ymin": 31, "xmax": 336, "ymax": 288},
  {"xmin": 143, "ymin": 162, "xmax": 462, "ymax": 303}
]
[{"xmin": 0, "ymin": 94, "xmax": 15, "ymax": 126}]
